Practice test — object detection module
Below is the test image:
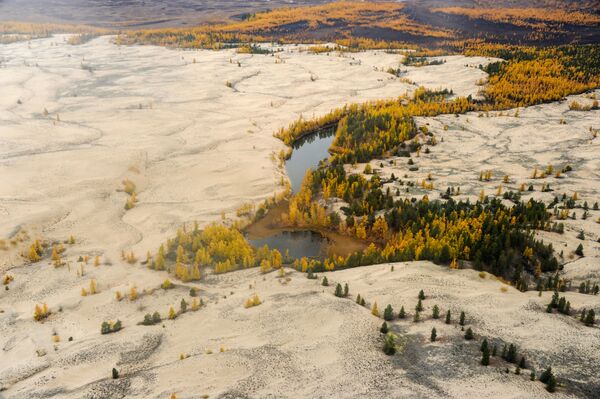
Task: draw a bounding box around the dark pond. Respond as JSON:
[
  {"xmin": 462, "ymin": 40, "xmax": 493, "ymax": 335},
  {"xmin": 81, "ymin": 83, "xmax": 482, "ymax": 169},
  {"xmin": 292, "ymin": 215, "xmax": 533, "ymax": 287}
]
[
  {"xmin": 247, "ymin": 230, "xmax": 328, "ymax": 260},
  {"xmin": 285, "ymin": 128, "xmax": 336, "ymax": 193},
  {"xmin": 247, "ymin": 129, "xmax": 336, "ymax": 260}
]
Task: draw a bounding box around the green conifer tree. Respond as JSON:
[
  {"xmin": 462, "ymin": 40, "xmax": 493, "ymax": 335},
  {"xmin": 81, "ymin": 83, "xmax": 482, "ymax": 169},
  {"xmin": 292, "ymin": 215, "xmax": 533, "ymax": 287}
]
[
  {"xmin": 399, "ymin": 306, "xmax": 406, "ymax": 319},
  {"xmin": 384, "ymin": 304, "xmax": 394, "ymax": 321},
  {"xmin": 464, "ymin": 327, "xmax": 474, "ymax": 340},
  {"xmin": 380, "ymin": 322, "xmax": 388, "ymax": 334}
]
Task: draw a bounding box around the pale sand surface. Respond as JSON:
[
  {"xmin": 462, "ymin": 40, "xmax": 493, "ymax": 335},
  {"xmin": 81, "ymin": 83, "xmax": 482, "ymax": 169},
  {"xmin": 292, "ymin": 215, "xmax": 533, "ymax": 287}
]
[
  {"xmin": 0, "ymin": 36, "xmax": 495, "ymax": 269},
  {"xmin": 0, "ymin": 36, "xmax": 598, "ymax": 398}
]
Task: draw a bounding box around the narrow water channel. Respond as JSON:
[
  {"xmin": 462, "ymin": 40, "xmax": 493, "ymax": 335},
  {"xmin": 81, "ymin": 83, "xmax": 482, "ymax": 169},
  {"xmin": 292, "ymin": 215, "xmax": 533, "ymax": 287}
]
[
  {"xmin": 285, "ymin": 128, "xmax": 336, "ymax": 193},
  {"xmin": 246, "ymin": 128, "xmax": 336, "ymax": 260}
]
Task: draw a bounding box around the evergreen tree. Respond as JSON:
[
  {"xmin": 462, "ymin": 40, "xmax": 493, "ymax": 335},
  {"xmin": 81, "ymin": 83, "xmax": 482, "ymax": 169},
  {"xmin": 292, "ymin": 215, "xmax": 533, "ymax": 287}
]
[
  {"xmin": 101, "ymin": 321, "xmax": 110, "ymax": 334},
  {"xmin": 152, "ymin": 311, "xmax": 161, "ymax": 324},
  {"xmin": 432, "ymin": 304, "xmax": 440, "ymax": 319},
  {"xmin": 180, "ymin": 299, "xmax": 188, "ymax": 313},
  {"xmin": 413, "ymin": 310, "xmax": 420, "ymax": 322},
  {"xmin": 459, "ymin": 311, "xmax": 466, "ymax": 326},
  {"xmin": 515, "ymin": 366, "xmax": 521, "ymax": 375},
  {"xmin": 143, "ymin": 314, "xmax": 153, "ymax": 325},
  {"xmin": 418, "ymin": 289, "xmax": 425, "ymax": 300},
  {"xmin": 334, "ymin": 283, "xmax": 343, "ymax": 297},
  {"xmin": 584, "ymin": 309, "xmax": 595, "ymax": 326},
  {"xmin": 550, "ymin": 291, "xmax": 559, "ymax": 308},
  {"xmin": 399, "ymin": 306, "xmax": 406, "ymax": 319},
  {"xmin": 112, "ymin": 368, "xmax": 119, "ymax": 379},
  {"xmin": 445, "ymin": 310, "xmax": 451, "ymax": 324},
  {"xmin": 356, "ymin": 294, "xmax": 361, "ymax": 304},
  {"xmin": 580, "ymin": 309, "xmax": 587, "ymax": 322},
  {"xmin": 480, "ymin": 338, "xmax": 488, "ymax": 352},
  {"xmin": 430, "ymin": 327, "xmax": 437, "ymax": 342},
  {"xmin": 416, "ymin": 299, "xmax": 423, "ymax": 312},
  {"xmin": 380, "ymin": 322, "xmax": 388, "ymax": 334},
  {"xmin": 168, "ymin": 306, "xmax": 176, "ymax": 320},
  {"xmin": 530, "ymin": 371, "xmax": 536, "ymax": 381},
  {"xmin": 383, "ymin": 333, "xmax": 396, "ymax": 355},
  {"xmin": 322, "ymin": 276, "xmax": 329, "ymax": 286},
  {"xmin": 575, "ymin": 244, "xmax": 584, "ymax": 257},
  {"xmin": 344, "ymin": 283, "xmax": 349, "ymax": 297},
  {"xmin": 546, "ymin": 374, "xmax": 557, "ymax": 392},
  {"xmin": 539, "ymin": 367, "xmax": 553, "ymax": 384},
  {"xmin": 507, "ymin": 344, "xmax": 517, "ymax": 363},
  {"xmin": 464, "ymin": 327, "xmax": 474, "ymax": 340},
  {"xmin": 113, "ymin": 320, "xmax": 122, "ymax": 331},
  {"xmin": 384, "ymin": 304, "xmax": 394, "ymax": 321},
  {"xmin": 360, "ymin": 297, "xmax": 366, "ymax": 306},
  {"xmin": 481, "ymin": 345, "xmax": 490, "ymax": 366}
]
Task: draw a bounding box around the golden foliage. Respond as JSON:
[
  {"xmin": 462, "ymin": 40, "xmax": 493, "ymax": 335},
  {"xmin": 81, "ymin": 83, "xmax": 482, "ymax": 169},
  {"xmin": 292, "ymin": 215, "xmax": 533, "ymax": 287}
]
[
  {"xmin": 119, "ymin": 2, "xmax": 450, "ymax": 49},
  {"xmin": 244, "ymin": 294, "xmax": 262, "ymax": 308},
  {"xmin": 34, "ymin": 303, "xmax": 50, "ymax": 321}
]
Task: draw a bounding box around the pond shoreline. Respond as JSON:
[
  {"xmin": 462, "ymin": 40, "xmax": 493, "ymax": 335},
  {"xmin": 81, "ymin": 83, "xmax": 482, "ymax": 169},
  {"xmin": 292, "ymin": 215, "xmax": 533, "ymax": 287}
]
[{"xmin": 243, "ymin": 199, "xmax": 368, "ymax": 259}]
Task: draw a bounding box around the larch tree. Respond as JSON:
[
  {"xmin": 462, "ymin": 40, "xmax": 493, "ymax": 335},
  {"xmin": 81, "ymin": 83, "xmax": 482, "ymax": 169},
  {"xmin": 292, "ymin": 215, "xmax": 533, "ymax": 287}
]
[{"xmin": 371, "ymin": 302, "xmax": 380, "ymax": 317}]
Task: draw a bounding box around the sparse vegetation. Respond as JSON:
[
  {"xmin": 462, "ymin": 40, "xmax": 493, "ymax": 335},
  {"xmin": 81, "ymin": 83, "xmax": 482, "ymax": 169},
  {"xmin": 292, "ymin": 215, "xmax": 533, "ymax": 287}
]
[{"xmin": 244, "ymin": 294, "xmax": 262, "ymax": 308}]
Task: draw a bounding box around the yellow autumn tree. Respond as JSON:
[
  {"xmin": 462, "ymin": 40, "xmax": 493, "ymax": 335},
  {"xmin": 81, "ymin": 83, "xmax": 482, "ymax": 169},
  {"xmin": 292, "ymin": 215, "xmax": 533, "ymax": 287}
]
[
  {"xmin": 260, "ymin": 259, "xmax": 271, "ymax": 274},
  {"xmin": 190, "ymin": 264, "xmax": 201, "ymax": 280},
  {"xmin": 28, "ymin": 244, "xmax": 41, "ymax": 262},
  {"xmin": 371, "ymin": 302, "xmax": 380, "ymax": 317},
  {"xmin": 155, "ymin": 244, "xmax": 166, "ymax": 270},
  {"xmin": 372, "ymin": 217, "xmax": 389, "ymax": 240}
]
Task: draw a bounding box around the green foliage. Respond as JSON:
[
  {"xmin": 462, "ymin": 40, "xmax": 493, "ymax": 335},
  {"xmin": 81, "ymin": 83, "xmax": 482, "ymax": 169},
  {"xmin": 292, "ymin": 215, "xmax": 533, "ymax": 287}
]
[
  {"xmin": 383, "ymin": 304, "xmax": 394, "ymax": 321},
  {"xmin": 464, "ymin": 327, "xmax": 474, "ymax": 340},
  {"xmin": 432, "ymin": 304, "xmax": 439, "ymax": 319},
  {"xmin": 380, "ymin": 322, "xmax": 388, "ymax": 334},
  {"xmin": 481, "ymin": 345, "xmax": 490, "ymax": 366},
  {"xmin": 101, "ymin": 320, "xmax": 122, "ymax": 334},
  {"xmin": 334, "ymin": 283, "xmax": 343, "ymax": 297},
  {"xmin": 383, "ymin": 333, "xmax": 396, "ymax": 355}
]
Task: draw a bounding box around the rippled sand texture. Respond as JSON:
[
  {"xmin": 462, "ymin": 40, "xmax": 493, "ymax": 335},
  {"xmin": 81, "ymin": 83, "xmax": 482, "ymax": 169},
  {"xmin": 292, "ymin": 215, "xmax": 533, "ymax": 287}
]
[{"xmin": 0, "ymin": 36, "xmax": 495, "ymax": 266}]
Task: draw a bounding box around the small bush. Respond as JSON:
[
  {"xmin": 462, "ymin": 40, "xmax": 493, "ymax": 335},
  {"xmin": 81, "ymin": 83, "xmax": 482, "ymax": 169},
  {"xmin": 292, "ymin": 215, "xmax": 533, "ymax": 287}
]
[{"xmin": 244, "ymin": 294, "xmax": 262, "ymax": 308}]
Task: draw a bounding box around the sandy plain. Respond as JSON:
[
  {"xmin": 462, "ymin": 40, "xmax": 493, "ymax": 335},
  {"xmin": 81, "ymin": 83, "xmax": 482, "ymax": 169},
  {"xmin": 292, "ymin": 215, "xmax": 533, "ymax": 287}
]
[{"xmin": 0, "ymin": 35, "xmax": 598, "ymax": 398}]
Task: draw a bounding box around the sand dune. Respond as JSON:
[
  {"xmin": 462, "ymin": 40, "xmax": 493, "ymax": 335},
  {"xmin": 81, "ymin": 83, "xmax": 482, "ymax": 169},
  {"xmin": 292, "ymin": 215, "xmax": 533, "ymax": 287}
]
[{"xmin": 1, "ymin": 36, "xmax": 598, "ymax": 398}]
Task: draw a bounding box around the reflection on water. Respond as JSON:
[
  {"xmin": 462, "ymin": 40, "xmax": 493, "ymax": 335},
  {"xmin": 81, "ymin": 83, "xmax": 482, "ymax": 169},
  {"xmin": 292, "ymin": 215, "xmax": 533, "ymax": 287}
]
[
  {"xmin": 249, "ymin": 129, "xmax": 336, "ymax": 260},
  {"xmin": 285, "ymin": 128, "xmax": 335, "ymax": 193},
  {"xmin": 247, "ymin": 230, "xmax": 327, "ymax": 260}
]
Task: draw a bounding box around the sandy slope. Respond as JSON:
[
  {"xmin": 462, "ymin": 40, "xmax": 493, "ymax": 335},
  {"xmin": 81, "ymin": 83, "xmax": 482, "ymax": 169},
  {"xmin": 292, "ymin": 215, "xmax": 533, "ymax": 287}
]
[{"xmin": 2, "ymin": 261, "xmax": 598, "ymax": 398}]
